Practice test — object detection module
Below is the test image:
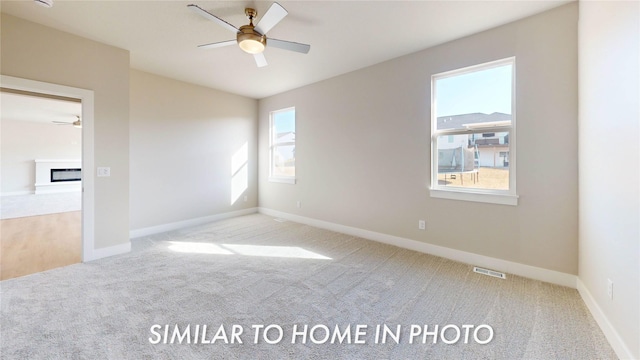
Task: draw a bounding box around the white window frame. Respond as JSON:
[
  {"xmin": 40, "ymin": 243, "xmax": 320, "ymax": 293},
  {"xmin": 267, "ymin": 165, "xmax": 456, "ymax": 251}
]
[
  {"xmin": 269, "ymin": 107, "xmax": 296, "ymax": 184},
  {"xmin": 430, "ymin": 57, "xmax": 518, "ymax": 206}
]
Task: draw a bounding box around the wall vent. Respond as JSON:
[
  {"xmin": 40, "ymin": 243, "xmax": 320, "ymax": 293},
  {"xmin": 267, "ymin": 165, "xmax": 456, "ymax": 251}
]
[{"xmin": 473, "ymin": 266, "xmax": 506, "ymax": 279}]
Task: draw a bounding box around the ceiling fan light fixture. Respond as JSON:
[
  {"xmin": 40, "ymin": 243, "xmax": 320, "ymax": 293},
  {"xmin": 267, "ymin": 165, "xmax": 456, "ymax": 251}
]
[
  {"xmin": 189, "ymin": 3, "xmax": 310, "ymax": 67},
  {"xmin": 239, "ymin": 38, "xmax": 265, "ymax": 54},
  {"xmin": 237, "ymin": 26, "xmax": 266, "ymax": 54}
]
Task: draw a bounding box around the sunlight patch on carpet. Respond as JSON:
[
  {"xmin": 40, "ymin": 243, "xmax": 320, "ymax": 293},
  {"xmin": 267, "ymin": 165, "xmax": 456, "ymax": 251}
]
[
  {"xmin": 222, "ymin": 244, "xmax": 331, "ymax": 260},
  {"xmin": 168, "ymin": 242, "xmax": 233, "ymax": 255},
  {"xmin": 167, "ymin": 241, "xmax": 331, "ymax": 260}
]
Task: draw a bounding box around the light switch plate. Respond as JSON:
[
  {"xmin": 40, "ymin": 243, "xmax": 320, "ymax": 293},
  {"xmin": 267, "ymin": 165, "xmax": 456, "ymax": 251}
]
[{"xmin": 97, "ymin": 167, "xmax": 111, "ymax": 177}]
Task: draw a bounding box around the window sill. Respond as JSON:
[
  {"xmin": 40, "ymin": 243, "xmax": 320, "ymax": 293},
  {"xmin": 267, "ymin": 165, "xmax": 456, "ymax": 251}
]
[
  {"xmin": 269, "ymin": 177, "xmax": 296, "ymax": 185},
  {"xmin": 429, "ymin": 188, "xmax": 518, "ymax": 206}
]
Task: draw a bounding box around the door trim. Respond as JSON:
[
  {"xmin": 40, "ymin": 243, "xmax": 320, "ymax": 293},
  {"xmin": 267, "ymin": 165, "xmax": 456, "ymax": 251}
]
[{"xmin": 1, "ymin": 75, "xmax": 95, "ymax": 261}]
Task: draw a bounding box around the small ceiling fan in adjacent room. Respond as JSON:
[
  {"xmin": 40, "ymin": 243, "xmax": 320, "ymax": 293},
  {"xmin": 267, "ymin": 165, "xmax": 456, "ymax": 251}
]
[
  {"xmin": 188, "ymin": 2, "xmax": 310, "ymax": 67},
  {"xmin": 53, "ymin": 115, "xmax": 81, "ymax": 128}
]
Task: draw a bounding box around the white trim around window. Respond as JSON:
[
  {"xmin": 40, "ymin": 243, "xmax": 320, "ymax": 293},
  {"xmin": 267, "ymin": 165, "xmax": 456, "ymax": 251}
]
[{"xmin": 430, "ymin": 57, "xmax": 518, "ymax": 206}]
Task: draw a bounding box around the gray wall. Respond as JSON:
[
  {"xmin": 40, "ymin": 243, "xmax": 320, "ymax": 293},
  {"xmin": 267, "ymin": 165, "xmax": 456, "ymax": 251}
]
[
  {"xmin": 129, "ymin": 70, "xmax": 258, "ymax": 231},
  {"xmin": 578, "ymin": 1, "xmax": 639, "ymax": 358},
  {"xmin": 1, "ymin": 14, "xmax": 130, "ymax": 250},
  {"xmin": 258, "ymin": 4, "xmax": 578, "ymax": 274}
]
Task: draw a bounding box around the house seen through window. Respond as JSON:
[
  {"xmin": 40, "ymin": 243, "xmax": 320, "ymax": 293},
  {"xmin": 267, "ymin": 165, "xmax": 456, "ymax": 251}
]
[
  {"xmin": 269, "ymin": 107, "xmax": 296, "ymax": 184},
  {"xmin": 431, "ymin": 58, "xmax": 517, "ymax": 205}
]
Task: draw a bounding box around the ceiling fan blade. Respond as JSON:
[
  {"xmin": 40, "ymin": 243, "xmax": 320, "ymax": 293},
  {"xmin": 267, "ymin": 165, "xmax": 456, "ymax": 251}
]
[
  {"xmin": 254, "ymin": 53, "xmax": 268, "ymax": 68},
  {"xmin": 197, "ymin": 40, "xmax": 236, "ymax": 49},
  {"xmin": 255, "ymin": 2, "xmax": 288, "ymax": 35},
  {"xmin": 268, "ymin": 39, "xmax": 310, "ymax": 54},
  {"xmin": 52, "ymin": 121, "xmax": 72, "ymax": 125},
  {"xmin": 187, "ymin": 4, "xmax": 239, "ymax": 33}
]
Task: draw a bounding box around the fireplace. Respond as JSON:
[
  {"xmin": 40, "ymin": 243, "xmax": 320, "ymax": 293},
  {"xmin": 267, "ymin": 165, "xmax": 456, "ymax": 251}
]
[
  {"xmin": 51, "ymin": 168, "xmax": 82, "ymax": 182},
  {"xmin": 35, "ymin": 159, "xmax": 81, "ymax": 194}
]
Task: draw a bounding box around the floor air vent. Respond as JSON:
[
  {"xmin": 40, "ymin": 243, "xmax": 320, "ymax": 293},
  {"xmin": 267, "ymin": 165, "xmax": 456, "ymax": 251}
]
[
  {"xmin": 473, "ymin": 266, "xmax": 506, "ymax": 279},
  {"xmin": 273, "ymin": 218, "xmax": 287, "ymax": 223}
]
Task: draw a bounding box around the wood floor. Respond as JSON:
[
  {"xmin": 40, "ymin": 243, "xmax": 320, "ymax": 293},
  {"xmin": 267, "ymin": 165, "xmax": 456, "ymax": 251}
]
[{"xmin": 0, "ymin": 211, "xmax": 81, "ymax": 280}]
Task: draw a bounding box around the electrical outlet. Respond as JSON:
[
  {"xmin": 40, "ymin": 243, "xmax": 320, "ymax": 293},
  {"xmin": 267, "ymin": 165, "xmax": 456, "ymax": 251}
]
[
  {"xmin": 243, "ymin": 195, "xmax": 248, "ymax": 202},
  {"xmin": 418, "ymin": 220, "xmax": 426, "ymax": 230},
  {"xmin": 296, "ymin": 201, "xmax": 301, "ymax": 208},
  {"xmin": 607, "ymin": 279, "xmax": 613, "ymax": 300}
]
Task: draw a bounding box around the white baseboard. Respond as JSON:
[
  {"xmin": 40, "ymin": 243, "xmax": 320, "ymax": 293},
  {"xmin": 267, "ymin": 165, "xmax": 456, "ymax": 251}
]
[
  {"xmin": 258, "ymin": 207, "xmax": 577, "ymax": 288},
  {"xmin": 129, "ymin": 207, "xmax": 259, "ymax": 239},
  {"xmin": 577, "ymin": 279, "xmax": 635, "ymax": 360},
  {"xmin": 85, "ymin": 241, "xmax": 131, "ymax": 262}
]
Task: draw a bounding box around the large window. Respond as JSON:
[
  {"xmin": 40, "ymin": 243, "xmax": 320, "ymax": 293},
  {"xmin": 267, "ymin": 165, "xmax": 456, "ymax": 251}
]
[
  {"xmin": 269, "ymin": 107, "xmax": 296, "ymax": 184},
  {"xmin": 430, "ymin": 58, "xmax": 517, "ymax": 205}
]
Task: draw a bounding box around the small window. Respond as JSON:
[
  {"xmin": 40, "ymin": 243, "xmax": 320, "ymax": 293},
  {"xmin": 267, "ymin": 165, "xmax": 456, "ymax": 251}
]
[
  {"xmin": 430, "ymin": 58, "xmax": 517, "ymax": 205},
  {"xmin": 269, "ymin": 107, "xmax": 296, "ymax": 184}
]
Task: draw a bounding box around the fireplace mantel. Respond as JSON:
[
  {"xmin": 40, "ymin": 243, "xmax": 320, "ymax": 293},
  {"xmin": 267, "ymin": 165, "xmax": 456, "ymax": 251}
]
[{"xmin": 34, "ymin": 159, "xmax": 82, "ymax": 194}]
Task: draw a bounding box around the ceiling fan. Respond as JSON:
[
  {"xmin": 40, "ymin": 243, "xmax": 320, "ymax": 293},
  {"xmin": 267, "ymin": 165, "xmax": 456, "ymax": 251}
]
[
  {"xmin": 53, "ymin": 116, "xmax": 81, "ymax": 128},
  {"xmin": 187, "ymin": 2, "xmax": 310, "ymax": 67}
]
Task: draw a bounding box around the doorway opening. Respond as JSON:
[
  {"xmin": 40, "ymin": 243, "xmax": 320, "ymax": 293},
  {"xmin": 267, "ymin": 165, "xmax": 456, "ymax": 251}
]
[{"xmin": 0, "ymin": 76, "xmax": 95, "ymax": 279}]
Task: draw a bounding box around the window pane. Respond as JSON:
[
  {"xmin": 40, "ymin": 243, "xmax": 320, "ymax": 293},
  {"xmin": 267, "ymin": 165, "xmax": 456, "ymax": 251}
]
[
  {"xmin": 436, "ymin": 64, "xmax": 512, "ymax": 130},
  {"xmin": 436, "ymin": 132, "xmax": 509, "ymax": 190},
  {"xmin": 273, "ymin": 110, "xmax": 295, "ymax": 144},
  {"xmin": 272, "ymin": 144, "xmax": 295, "ymax": 178},
  {"xmin": 270, "ymin": 108, "xmax": 295, "ymax": 180}
]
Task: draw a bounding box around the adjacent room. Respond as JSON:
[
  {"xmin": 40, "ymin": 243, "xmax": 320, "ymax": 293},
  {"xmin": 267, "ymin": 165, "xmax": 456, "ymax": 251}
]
[
  {"xmin": 0, "ymin": 90, "xmax": 83, "ymax": 280},
  {"xmin": 0, "ymin": 1, "xmax": 638, "ymax": 359}
]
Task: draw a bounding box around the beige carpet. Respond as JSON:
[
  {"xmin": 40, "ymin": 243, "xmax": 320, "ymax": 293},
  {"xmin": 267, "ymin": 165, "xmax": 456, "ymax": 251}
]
[{"xmin": 0, "ymin": 214, "xmax": 617, "ymax": 359}]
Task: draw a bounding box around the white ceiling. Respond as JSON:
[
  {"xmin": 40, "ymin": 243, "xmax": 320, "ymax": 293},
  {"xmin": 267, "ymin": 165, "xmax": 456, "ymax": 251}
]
[
  {"xmin": 1, "ymin": 0, "xmax": 570, "ymax": 99},
  {"xmin": 1, "ymin": 91, "xmax": 81, "ymax": 124}
]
